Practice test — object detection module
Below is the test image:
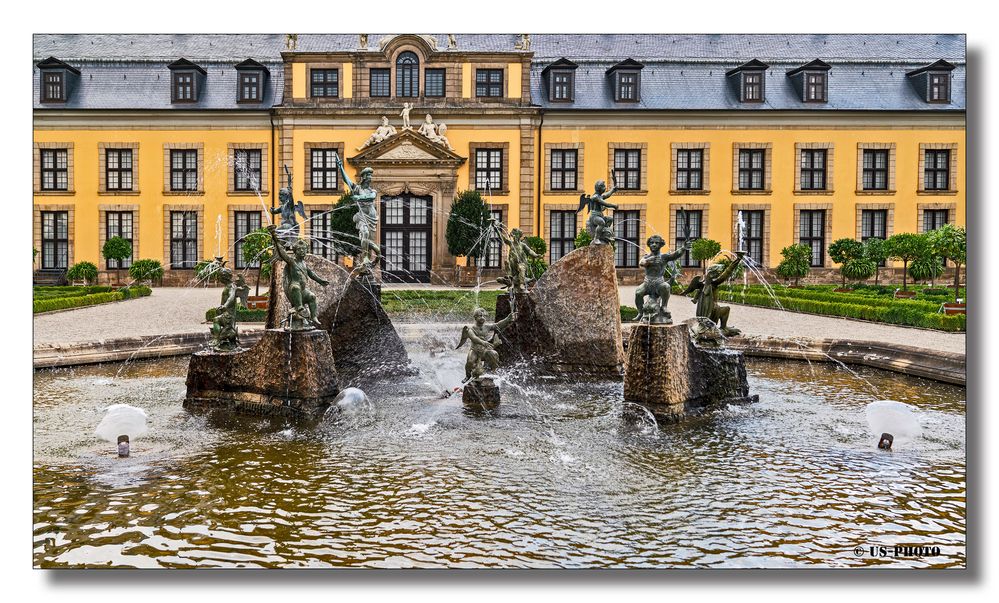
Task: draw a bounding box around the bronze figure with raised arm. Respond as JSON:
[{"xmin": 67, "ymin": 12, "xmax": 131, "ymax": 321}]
[
  {"xmin": 577, "ymin": 176, "xmax": 619, "ymax": 245},
  {"xmin": 268, "ymin": 223, "xmax": 329, "ymax": 330},
  {"xmin": 456, "ymin": 307, "xmax": 519, "ymax": 382},
  {"xmin": 334, "ymin": 152, "xmax": 380, "ymax": 276}
]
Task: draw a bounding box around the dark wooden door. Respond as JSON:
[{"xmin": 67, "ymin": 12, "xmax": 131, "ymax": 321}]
[{"xmin": 380, "ymin": 194, "xmax": 432, "ymax": 283}]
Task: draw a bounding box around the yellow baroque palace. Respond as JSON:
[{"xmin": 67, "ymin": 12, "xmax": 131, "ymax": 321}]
[{"xmin": 32, "ymin": 34, "xmax": 965, "ymax": 285}]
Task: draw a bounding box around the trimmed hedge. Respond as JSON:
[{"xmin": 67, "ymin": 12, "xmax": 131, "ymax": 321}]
[
  {"xmin": 33, "ymin": 285, "xmax": 151, "ymax": 314},
  {"xmin": 205, "ymin": 306, "xmax": 268, "ymax": 323},
  {"xmin": 723, "ymin": 290, "xmax": 965, "ymax": 332},
  {"xmin": 33, "ymin": 285, "xmax": 113, "ymax": 300}
]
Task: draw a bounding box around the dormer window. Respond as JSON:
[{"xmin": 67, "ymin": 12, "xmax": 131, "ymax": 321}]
[
  {"xmin": 542, "ymin": 58, "xmax": 578, "ymax": 103},
  {"xmin": 235, "ymin": 59, "xmax": 269, "ymax": 103},
  {"xmin": 42, "ymin": 72, "xmax": 64, "ymax": 102},
  {"xmin": 168, "ymin": 59, "xmax": 206, "ymax": 104},
  {"xmin": 906, "ymin": 59, "xmax": 955, "ymax": 104},
  {"xmin": 787, "ymin": 60, "xmax": 831, "ymax": 104},
  {"xmin": 929, "ymin": 72, "xmax": 950, "ymax": 103},
  {"xmin": 805, "ymin": 72, "xmax": 826, "ymax": 102},
  {"xmin": 606, "ymin": 59, "xmax": 644, "ymax": 103},
  {"xmin": 36, "ymin": 57, "xmax": 80, "ymax": 104},
  {"xmin": 727, "ymin": 59, "xmax": 769, "ymax": 104}
]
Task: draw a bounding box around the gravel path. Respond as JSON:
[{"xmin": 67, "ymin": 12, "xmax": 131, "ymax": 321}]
[
  {"xmin": 618, "ymin": 285, "xmax": 966, "ymax": 355},
  {"xmin": 33, "ymin": 285, "xmax": 965, "ymax": 355}
]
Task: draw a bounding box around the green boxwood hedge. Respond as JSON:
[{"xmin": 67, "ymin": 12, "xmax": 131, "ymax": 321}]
[
  {"xmin": 205, "ymin": 306, "xmax": 268, "ymax": 323},
  {"xmin": 33, "ymin": 285, "xmax": 151, "ymax": 314}
]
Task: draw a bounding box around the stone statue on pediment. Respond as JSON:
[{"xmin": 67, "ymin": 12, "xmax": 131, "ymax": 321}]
[
  {"xmin": 447, "ymin": 34, "xmax": 457, "ymax": 50},
  {"xmin": 358, "ymin": 116, "xmax": 398, "ymax": 150}
]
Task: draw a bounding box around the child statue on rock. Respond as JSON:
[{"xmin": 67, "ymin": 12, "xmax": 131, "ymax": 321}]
[
  {"xmin": 577, "ymin": 176, "xmax": 619, "ymax": 244},
  {"xmin": 634, "ymin": 234, "xmax": 691, "ymax": 324},
  {"xmin": 267, "ymin": 224, "xmax": 329, "ymax": 331},
  {"xmin": 683, "ymin": 251, "xmax": 747, "ymax": 338},
  {"xmin": 456, "ymin": 307, "xmax": 518, "ymax": 382}
]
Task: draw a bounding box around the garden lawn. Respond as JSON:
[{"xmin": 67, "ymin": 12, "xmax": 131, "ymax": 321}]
[{"xmin": 379, "ymin": 289, "xmax": 637, "ymax": 322}]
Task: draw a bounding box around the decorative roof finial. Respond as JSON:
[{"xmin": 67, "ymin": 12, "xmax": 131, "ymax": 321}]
[
  {"xmin": 285, "ymin": 34, "xmax": 298, "ymax": 51},
  {"xmin": 359, "ymin": 34, "xmax": 368, "ymax": 50}
]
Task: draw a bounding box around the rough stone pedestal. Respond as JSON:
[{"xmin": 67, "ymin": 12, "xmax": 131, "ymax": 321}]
[
  {"xmin": 624, "ymin": 322, "xmax": 756, "ymax": 422},
  {"xmin": 185, "ymin": 328, "xmax": 340, "ymax": 419},
  {"xmin": 496, "ymin": 244, "xmax": 624, "ymax": 377},
  {"xmin": 268, "ymin": 254, "xmax": 409, "ymax": 384},
  {"xmin": 462, "ymin": 377, "xmax": 500, "ymax": 411}
]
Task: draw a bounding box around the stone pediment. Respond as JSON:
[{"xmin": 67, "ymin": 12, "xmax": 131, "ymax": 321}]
[{"xmin": 348, "ymin": 128, "xmax": 465, "ymax": 167}]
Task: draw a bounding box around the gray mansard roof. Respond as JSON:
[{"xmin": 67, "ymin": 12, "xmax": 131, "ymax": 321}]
[{"xmin": 33, "ymin": 33, "xmax": 965, "ymax": 111}]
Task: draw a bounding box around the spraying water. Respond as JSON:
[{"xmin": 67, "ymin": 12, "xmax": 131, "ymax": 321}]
[
  {"xmin": 865, "ymin": 400, "xmax": 922, "ymax": 448},
  {"xmin": 94, "ymin": 404, "xmax": 148, "ymax": 443}
]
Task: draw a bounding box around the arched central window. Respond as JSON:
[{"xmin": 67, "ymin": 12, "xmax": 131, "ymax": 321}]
[{"xmin": 396, "ymin": 51, "xmax": 419, "ymax": 97}]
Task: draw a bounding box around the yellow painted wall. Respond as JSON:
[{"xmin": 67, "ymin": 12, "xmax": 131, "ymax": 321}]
[
  {"xmin": 292, "ymin": 63, "xmax": 306, "ymax": 100},
  {"xmin": 342, "ymin": 63, "xmax": 353, "ymax": 98},
  {"xmin": 539, "ymin": 127, "xmax": 965, "ymax": 267},
  {"xmin": 33, "ymin": 128, "xmax": 273, "ymax": 268}
]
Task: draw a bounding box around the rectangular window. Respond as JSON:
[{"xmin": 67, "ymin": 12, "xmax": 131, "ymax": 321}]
[
  {"xmin": 862, "ymin": 149, "xmax": 889, "ymax": 190},
  {"xmin": 743, "ymin": 73, "xmax": 763, "ymax": 102},
  {"xmin": 105, "ymin": 148, "xmax": 133, "ymax": 191},
  {"xmin": 482, "ymin": 209, "xmax": 503, "ymax": 269},
  {"xmin": 475, "ymin": 69, "xmax": 503, "ymax": 97},
  {"xmin": 369, "ymin": 68, "xmax": 390, "ymax": 97},
  {"xmin": 169, "ymin": 211, "xmax": 198, "ymax": 269},
  {"xmin": 800, "ymin": 210, "xmax": 826, "ymax": 267},
  {"xmin": 861, "ymin": 209, "xmax": 887, "ymax": 267},
  {"xmin": 550, "ymin": 149, "xmax": 578, "ymax": 191},
  {"xmin": 475, "ymin": 149, "xmax": 502, "ymax": 191},
  {"xmin": 170, "ymin": 149, "xmax": 198, "ymax": 191},
  {"xmin": 42, "ymin": 72, "xmax": 64, "ymax": 102},
  {"xmin": 738, "ymin": 149, "xmax": 765, "ymax": 190},
  {"xmin": 929, "ymin": 73, "xmax": 950, "ymax": 102},
  {"xmin": 310, "ymin": 69, "xmax": 339, "ymax": 98},
  {"xmin": 614, "ymin": 210, "xmax": 641, "ymax": 268},
  {"xmin": 800, "ymin": 149, "xmax": 827, "ymax": 190},
  {"xmin": 549, "ymin": 210, "xmax": 577, "ymax": 264},
  {"xmin": 40, "ymin": 148, "xmax": 68, "ymax": 191},
  {"xmin": 676, "ymin": 210, "xmax": 703, "ymax": 268},
  {"xmin": 550, "ymin": 71, "xmax": 573, "ymax": 101},
  {"xmin": 172, "ymin": 72, "xmax": 194, "ymax": 102},
  {"xmin": 613, "ymin": 149, "xmax": 641, "ymax": 190},
  {"xmin": 105, "ymin": 211, "xmax": 134, "ymax": 269},
  {"xmin": 615, "ymin": 72, "xmax": 639, "ymax": 102},
  {"xmin": 805, "ymin": 72, "xmax": 826, "ymax": 102},
  {"xmin": 924, "ymin": 209, "xmax": 949, "ymax": 232},
  {"xmin": 233, "ymin": 149, "xmax": 262, "ymax": 192},
  {"xmin": 741, "ymin": 210, "xmax": 765, "ymax": 266},
  {"xmin": 425, "ymin": 69, "xmax": 445, "ymax": 97},
  {"xmin": 238, "ymin": 71, "xmax": 261, "ymax": 102},
  {"xmin": 676, "ymin": 149, "xmax": 703, "ymax": 190},
  {"xmin": 233, "ymin": 211, "xmax": 262, "ymax": 269},
  {"xmin": 924, "ymin": 150, "xmax": 950, "ymax": 191},
  {"xmin": 310, "ymin": 148, "xmax": 339, "ymax": 191},
  {"xmin": 310, "ymin": 210, "xmax": 336, "ymax": 260},
  {"xmin": 40, "ymin": 211, "xmax": 68, "ymax": 270}
]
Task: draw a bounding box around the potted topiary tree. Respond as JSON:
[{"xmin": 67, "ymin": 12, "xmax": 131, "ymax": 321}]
[
  {"xmin": 328, "ymin": 193, "xmax": 360, "ymax": 265},
  {"xmin": 445, "ymin": 190, "xmax": 492, "ymax": 285},
  {"xmin": 927, "ymin": 223, "xmax": 966, "ymax": 312},
  {"xmin": 884, "ymin": 232, "xmax": 928, "ymax": 297},
  {"xmin": 828, "ymin": 238, "xmax": 865, "ymax": 291},
  {"xmin": 863, "ymin": 237, "xmax": 889, "ymax": 287},
  {"xmin": 524, "ymin": 236, "xmax": 548, "ymax": 280},
  {"xmin": 66, "ymin": 261, "xmax": 98, "ymax": 286},
  {"xmin": 841, "ymin": 257, "xmax": 877, "ymax": 287},
  {"xmin": 573, "ymin": 228, "xmax": 592, "ymax": 249},
  {"xmin": 102, "ymin": 236, "xmax": 132, "ymax": 287},
  {"xmin": 908, "ymin": 245, "xmax": 945, "ymax": 288},
  {"xmin": 240, "ymin": 227, "xmax": 275, "ymax": 303},
  {"xmin": 128, "ymin": 259, "xmax": 164, "ymax": 286},
  {"xmin": 689, "ymin": 238, "xmax": 721, "ymax": 274},
  {"xmin": 776, "ymin": 243, "xmax": 811, "ymax": 288}
]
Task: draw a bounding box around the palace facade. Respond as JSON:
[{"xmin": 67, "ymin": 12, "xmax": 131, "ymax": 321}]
[{"xmin": 32, "ymin": 34, "xmax": 966, "ymax": 285}]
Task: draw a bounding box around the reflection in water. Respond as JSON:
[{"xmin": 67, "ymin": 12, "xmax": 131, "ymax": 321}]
[{"xmin": 33, "ymin": 354, "xmax": 965, "ymax": 568}]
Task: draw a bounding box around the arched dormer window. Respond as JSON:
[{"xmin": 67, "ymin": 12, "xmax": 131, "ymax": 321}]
[{"xmin": 396, "ymin": 51, "xmax": 419, "ymax": 97}]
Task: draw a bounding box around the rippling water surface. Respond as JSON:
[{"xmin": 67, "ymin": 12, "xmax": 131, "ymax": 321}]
[{"xmin": 33, "ymin": 347, "xmax": 965, "ymax": 568}]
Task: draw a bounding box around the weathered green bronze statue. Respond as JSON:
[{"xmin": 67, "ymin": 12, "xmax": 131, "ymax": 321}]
[
  {"xmin": 267, "ymin": 223, "xmax": 329, "ymax": 330},
  {"xmin": 210, "ymin": 265, "xmax": 239, "ymax": 351},
  {"xmin": 683, "ymin": 250, "xmax": 747, "ymax": 337},
  {"xmin": 497, "ymin": 225, "xmax": 540, "ymax": 293},
  {"xmin": 456, "ymin": 307, "xmax": 518, "ymax": 381},
  {"xmin": 577, "ymin": 177, "xmax": 619, "ymax": 245},
  {"xmin": 334, "ymin": 153, "xmax": 380, "ymax": 276},
  {"xmin": 634, "ymin": 234, "xmax": 690, "ymax": 324},
  {"xmin": 271, "ymin": 166, "xmax": 306, "ymax": 244}
]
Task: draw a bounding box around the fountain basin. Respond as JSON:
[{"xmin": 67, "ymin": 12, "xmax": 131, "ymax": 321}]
[{"xmin": 184, "ymin": 328, "xmax": 340, "ymax": 419}]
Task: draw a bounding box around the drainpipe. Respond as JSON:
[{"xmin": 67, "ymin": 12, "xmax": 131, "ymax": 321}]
[
  {"xmin": 269, "ymin": 112, "xmax": 277, "ymax": 211},
  {"xmin": 535, "ymin": 109, "xmax": 544, "ymax": 236}
]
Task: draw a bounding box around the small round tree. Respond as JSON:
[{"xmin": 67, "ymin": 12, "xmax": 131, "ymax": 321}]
[
  {"xmin": 240, "ymin": 228, "xmax": 274, "ymax": 296},
  {"xmin": 928, "ymin": 223, "xmax": 966, "ymax": 303},
  {"xmin": 776, "ymin": 244, "xmax": 812, "ymax": 287},
  {"xmin": 841, "ymin": 257, "xmax": 877, "ymax": 285},
  {"xmin": 828, "ymin": 238, "xmax": 865, "ymax": 288},
  {"xmin": 445, "ymin": 190, "xmax": 491, "ymax": 265},
  {"xmin": 574, "ymin": 228, "xmax": 592, "ymax": 248},
  {"xmin": 863, "ymin": 237, "xmax": 889, "ymax": 286},
  {"xmin": 885, "ymin": 232, "xmax": 929, "ymax": 291},
  {"xmin": 129, "ymin": 259, "xmax": 164, "ymax": 285},
  {"xmin": 102, "ymin": 236, "xmax": 132, "ymax": 285},
  {"xmin": 525, "ymin": 235, "xmax": 547, "ymax": 279},
  {"xmin": 909, "ymin": 254, "xmax": 945, "ymax": 286},
  {"xmin": 690, "ymin": 238, "xmax": 721, "ymax": 274},
  {"xmin": 328, "ymin": 193, "xmax": 360, "ymax": 259},
  {"xmin": 66, "ymin": 261, "xmax": 98, "ymax": 285}
]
